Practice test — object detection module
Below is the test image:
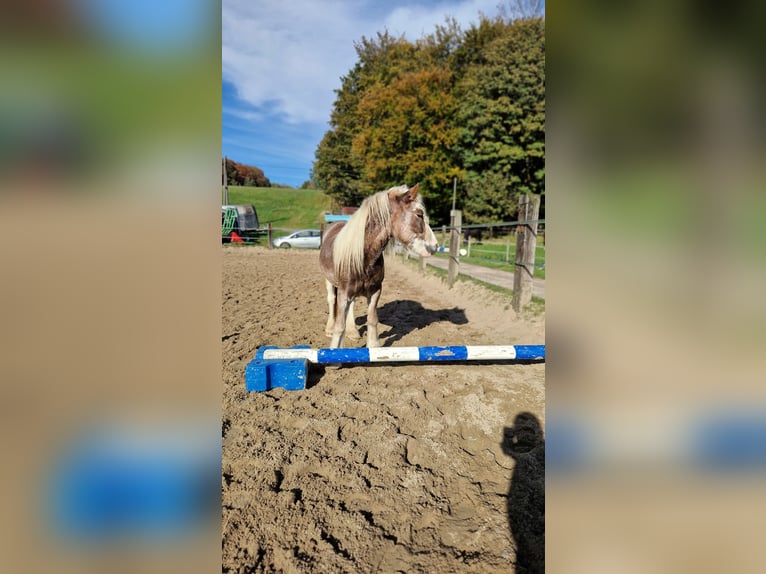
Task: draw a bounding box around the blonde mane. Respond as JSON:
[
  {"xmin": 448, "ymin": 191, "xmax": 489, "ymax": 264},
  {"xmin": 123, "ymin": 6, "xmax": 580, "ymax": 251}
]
[{"xmin": 332, "ymin": 185, "xmax": 407, "ymax": 277}]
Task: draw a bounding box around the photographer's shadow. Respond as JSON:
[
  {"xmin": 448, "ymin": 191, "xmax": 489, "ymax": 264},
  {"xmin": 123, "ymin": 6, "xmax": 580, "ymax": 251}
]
[{"xmin": 502, "ymin": 412, "xmax": 545, "ymax": 574}]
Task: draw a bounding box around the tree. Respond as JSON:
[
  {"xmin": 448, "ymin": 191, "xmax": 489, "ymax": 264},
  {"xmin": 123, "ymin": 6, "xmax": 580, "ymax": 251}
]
[
  {"xmin": 314, "ymin": 30, "xmax": 464, "ymax": 221},
  {"xmin": 351, "ymin": 65, "xmax": 461, "ymax": 221},
  {"xmin": 449, "ymin": 15, "xmax": 507, "ymax": 78},
  {"xmin": 313, "ymin": 129, "xmax": 364, "ymax": 206},
  {"xmin": 313, "ymin": 32, "xmax": 410, "ymax": 206},
  {"xmin": 456, "ymin": 18, "xmax": 545, "ymax": 222},
  {"xmin": 224, "ymin": 158, "xmax": 271, "ymax": 187},
  {"xmin": 313, "ymin": 12, "xmax": 545, "ymax": 224},
  {"xmin": 500, "ymin": 0, "xmax": 545, "ymax": 21}
]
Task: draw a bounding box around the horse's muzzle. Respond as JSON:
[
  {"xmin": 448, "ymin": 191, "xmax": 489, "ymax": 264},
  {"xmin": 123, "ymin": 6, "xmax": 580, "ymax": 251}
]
[{"xmin": 425, "ymin": 243, "xmax": 438, "ymax": 255}]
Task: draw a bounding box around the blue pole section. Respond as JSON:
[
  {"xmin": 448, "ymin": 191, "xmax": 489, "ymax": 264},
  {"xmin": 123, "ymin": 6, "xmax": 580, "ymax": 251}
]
[
  {"xmin": 247, "ymin": 345, "xmax": 544, "ymax": 392},
  {"xmin": 263, "ymin": 345, "xmax": 545, "ymax": 364},
  {"xmin": 512, "ymin": 345, "xmax": 547, "ymax": 360}
]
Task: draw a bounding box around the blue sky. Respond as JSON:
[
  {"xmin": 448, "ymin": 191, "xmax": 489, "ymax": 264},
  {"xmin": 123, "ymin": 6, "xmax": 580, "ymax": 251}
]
[
  {"xmin": 222, "ymin": 0, "xmax": 513, "ymax": 187},
  {"xmin": 76, "ymin": 0, "xmax": 209, "ymax": 49}
]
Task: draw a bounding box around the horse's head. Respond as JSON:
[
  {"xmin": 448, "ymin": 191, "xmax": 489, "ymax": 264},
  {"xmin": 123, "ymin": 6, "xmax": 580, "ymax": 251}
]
[{"xmin": 388, "ymin": 183, "xmax": 439, "ymax": 258}]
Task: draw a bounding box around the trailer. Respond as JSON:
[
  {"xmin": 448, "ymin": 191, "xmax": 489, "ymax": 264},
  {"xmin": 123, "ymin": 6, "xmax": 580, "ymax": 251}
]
[{"xmin": 222, "ymin": 205, "xmax": 260, "ymax": 241}]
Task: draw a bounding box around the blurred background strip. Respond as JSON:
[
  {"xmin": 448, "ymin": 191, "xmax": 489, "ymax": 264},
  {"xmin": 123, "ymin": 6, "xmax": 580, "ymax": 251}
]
[{"xmin": 0, "ymin": 1, "xmax": 221, "ymax": 573}]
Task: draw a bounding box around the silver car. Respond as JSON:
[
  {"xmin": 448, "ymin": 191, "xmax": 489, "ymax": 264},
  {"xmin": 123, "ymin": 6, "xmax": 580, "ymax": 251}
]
[{"xmin": 272, "ymin": 229, "xmax": 322, "ymax": 249}]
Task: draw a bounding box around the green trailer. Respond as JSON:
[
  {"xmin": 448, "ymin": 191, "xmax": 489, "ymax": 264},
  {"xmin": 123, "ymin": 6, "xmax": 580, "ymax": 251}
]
[{"xmin": 222, "ymin": 204, "xmax": 260, "ymax": 242}]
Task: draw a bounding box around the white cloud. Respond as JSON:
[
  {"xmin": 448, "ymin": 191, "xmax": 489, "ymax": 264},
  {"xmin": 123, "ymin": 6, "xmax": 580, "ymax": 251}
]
[
  {"xmin": 383, "ymin": 0, "xmax": 500, "ymax": 40},
  {"xmin": 223, "ymin": 0, "xmax": 361, "ymax": 124},
  {"xmin": 222, "ymin": 0, "xmax": 503, "ymax": 126}
]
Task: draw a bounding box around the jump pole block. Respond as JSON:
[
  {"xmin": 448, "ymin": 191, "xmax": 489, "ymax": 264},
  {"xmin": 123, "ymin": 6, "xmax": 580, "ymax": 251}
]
[{"xmin": 245, "ymin": 344, "xmax": 545, "ymax": 392}]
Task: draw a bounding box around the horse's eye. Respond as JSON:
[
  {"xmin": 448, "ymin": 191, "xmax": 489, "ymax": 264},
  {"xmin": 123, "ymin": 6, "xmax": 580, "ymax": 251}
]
[{"xmin": 415, "ymin": 212, "xmax": 424, "ymax": 219}]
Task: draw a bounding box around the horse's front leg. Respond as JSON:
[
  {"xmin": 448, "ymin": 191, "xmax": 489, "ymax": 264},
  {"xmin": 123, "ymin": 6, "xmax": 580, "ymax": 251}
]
[
  {"xmin": 330, "ymin": 291, "xmax": 353, "ymax": 349},
  {"xmin": 366, "ymin": 287, "xmax": 382, "ymax": 348},
  {"xmin": 344, "ymin": 299, "xmax": 362, "ymax": 340},
  {"xmin": 324, "ymin": 280, "xmax": 336, "ymax": 337}
]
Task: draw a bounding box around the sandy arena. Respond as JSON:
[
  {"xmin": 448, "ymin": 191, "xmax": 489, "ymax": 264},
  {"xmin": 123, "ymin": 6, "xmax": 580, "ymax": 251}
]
[{"xmin": 222, "ymin": 247, "xmax": 545, "ymax": 573}]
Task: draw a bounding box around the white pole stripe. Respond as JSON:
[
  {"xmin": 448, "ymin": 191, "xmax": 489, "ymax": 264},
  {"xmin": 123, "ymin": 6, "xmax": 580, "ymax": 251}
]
[
  {"xmin": 466, "ymin": 345, "xmax": 517, "ymax": 360},
  {"xmin": 262, "ymin": 349, "xmax": 318, "ymax": 362},
  {"xmin": 368, "ymin": 347, "xmax": 421, "ymax": 362}
]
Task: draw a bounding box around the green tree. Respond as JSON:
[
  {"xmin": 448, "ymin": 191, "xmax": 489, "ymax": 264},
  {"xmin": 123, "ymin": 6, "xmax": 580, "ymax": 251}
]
[
  {"xmin": 456, "ymin": 17, "xmax": 545, "ymax": 222},
  {"xmin": 449, "ymin": 15, "xmax": 507, "ymax": 78},
  {"xmin": 313, "ymin": 129, "xmax": 363, "ymax": 206}
]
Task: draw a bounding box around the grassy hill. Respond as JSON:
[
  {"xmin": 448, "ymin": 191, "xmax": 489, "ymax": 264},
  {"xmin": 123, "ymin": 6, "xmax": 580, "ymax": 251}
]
[{"xmin": 225, "ymin": 186, "xmax": 332, "ymax": 230}]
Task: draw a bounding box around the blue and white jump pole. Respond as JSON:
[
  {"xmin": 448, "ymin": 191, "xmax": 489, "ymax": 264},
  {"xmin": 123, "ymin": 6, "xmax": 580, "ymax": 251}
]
[{"xmin": 245, "ymin": 344, "xmax": 545, "ymax": 392}]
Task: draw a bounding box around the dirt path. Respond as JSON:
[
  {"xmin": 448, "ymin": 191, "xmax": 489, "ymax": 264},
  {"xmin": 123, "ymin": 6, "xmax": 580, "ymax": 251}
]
[
  {"xmin": 422, "ymin": 257, "xmax": 545, "ymax": 299},
  {"xmin": 222, "ymin": 247, "xmax": 545, "ymax": 573}
]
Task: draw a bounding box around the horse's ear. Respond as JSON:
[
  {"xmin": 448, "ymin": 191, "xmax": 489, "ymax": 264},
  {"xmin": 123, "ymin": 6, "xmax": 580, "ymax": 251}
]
[{"xmin": 389, "ymin": 184, "xmax": 418, "ymax": 204}]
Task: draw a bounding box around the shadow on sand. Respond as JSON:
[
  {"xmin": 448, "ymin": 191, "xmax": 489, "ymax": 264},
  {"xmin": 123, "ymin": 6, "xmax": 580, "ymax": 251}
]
[
  {"xmin": 364, "ymin": 299, "xmax": 468, "ymax": 347},
  {"xmin": 502, "ymin": 412, "xmax": 545, "ymax": 574}
]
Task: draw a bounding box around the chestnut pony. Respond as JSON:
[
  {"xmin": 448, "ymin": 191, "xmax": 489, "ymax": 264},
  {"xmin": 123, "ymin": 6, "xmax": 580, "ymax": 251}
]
[{"xmin": 319, "ymin": 184, "xmax": 439, "ymax": 348}]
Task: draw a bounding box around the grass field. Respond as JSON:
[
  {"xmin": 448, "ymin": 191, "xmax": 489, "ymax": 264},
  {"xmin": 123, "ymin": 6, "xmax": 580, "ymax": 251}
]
[
  {"xmin": 433, "ymin": 239, "xmax": 546, "ymax": 279},
  {"xmin": 225, "ymin": 186, "xmax": 332, "ymax": 231}
]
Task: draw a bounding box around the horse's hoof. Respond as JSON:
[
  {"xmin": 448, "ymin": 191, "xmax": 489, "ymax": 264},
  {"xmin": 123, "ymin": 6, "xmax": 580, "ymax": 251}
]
[{"xmin": 367, "ymin": 340, "xmax": 381, "ymax": 348}]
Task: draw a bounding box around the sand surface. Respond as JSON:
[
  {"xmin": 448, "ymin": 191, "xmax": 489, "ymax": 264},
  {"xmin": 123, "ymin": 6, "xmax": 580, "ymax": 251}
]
[{"xmin": 222, "ymin": 247, "xmax": 545, "ymax": 573}]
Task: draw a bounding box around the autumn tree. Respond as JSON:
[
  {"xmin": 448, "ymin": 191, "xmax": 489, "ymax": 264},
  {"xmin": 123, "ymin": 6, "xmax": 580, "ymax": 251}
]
[
  {"xmin": 224, "ymin": 158, "xmax": 271, "ymax": 187},
  {"xmin": 314, "ymin": 13, "xmax": 545, "ymax": 224},
  {"xmin": 313, "ymin": 32, "xmax": 409, "ymax": 208},
  {"xmin": 314, "ymin": 30, "xmax": 464, "ymax": 221}
]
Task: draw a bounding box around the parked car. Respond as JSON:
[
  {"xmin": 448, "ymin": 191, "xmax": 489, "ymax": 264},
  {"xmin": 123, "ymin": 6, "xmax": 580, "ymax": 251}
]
[{"xmin": 272, "ymin": 229, "xmax": 322, "ymax": 249}]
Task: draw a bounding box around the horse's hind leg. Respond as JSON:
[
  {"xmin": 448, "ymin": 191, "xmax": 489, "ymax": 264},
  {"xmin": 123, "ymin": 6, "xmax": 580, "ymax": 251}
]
[
  {"xmin": 366, "ymin": 287, "xmax": 382, "ymax": 348},
  {"xmin": 325, "ymin": 280, "xmax": 337, "ymax": 337}
]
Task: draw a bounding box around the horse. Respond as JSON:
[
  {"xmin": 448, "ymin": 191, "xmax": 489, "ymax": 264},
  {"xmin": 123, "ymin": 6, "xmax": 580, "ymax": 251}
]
[{"xmin": 319, "ymin": 183, "xmax": 439, "ymax": 349}]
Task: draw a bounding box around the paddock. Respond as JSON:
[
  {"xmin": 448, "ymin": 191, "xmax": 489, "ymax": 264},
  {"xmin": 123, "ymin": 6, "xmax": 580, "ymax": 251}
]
[{"xmin": 222, "ymin": 247, "xmax": 545, "ymax": 573}]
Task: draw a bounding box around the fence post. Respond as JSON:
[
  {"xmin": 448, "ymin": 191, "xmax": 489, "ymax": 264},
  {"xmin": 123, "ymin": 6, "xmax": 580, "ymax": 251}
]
[
  {"xmin": 505, "ymin": 236, "xmax": 511, "ymax": 263},
  {"xmin": 512, "ymin": 194, "xmax": 540, "ymax": 311},
  {"xmin": 441, "ymin": 225, "xmax": 446, "ymax": 249},
  {"xmin": 448, "ymin": 210, "xmax": 462, "ymax": 288},
  {"xmin": 267, "ymin": 223, "xmax": 273, "ymax": 248},
  {"xmin": 467, "ymin": 235, "xmax": 472, "ymax": 258},
  {"xmin": 222, "ymin": 156, "xmax": 228, "ymax": 205}
]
